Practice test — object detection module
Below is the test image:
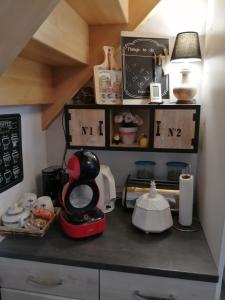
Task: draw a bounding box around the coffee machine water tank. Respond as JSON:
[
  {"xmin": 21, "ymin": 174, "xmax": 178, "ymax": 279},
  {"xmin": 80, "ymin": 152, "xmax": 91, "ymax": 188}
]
[{"xmin": 96, "ymin": 165, "xmax": 116, "ymax": 213}]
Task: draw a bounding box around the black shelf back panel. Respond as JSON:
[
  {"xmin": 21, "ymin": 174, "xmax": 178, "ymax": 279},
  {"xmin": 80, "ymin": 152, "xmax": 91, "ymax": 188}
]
[{"xmin": 0, "ymin": 114, "xmax": 23, "ymax": 193}]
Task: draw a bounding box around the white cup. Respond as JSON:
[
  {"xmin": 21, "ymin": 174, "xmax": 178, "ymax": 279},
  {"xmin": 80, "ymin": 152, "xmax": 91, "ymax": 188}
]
[{"xmin": 20, "ymin": 193, "xmax": 37, "ymax": 210}]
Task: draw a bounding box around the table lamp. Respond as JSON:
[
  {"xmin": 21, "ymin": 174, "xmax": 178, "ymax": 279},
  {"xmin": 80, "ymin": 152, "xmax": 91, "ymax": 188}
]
[{"xmin": 171, "ymin": 31, "xmax": 202, "ymax": 104}]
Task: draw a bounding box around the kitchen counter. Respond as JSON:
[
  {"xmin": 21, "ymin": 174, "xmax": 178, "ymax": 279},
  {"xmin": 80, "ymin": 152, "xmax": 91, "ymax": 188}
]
[{"xmin": 0, "ymin": 206, "xmax": 218, "ymax": 283}]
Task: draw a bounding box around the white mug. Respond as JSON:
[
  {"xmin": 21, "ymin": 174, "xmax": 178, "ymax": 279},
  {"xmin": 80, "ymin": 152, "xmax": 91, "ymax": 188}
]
[{"xmin": 20, "ymin": 193, "xmax": 37, "ymax": 210}]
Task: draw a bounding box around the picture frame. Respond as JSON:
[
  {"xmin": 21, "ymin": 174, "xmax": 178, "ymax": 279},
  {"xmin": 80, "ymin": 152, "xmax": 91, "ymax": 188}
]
[
  {"xmin": 121, "ymin": 31, "xmax": 170, "ymax": 104},
  {"xmin": 0, "ymin": 114, "xmax": 23, "ymax": 193}
]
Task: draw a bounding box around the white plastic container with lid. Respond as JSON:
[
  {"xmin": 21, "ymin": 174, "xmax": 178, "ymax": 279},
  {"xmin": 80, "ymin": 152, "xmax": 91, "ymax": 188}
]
[{"xmin": 132, "ymin": 181, "xmax": 173, "ymax": 233}]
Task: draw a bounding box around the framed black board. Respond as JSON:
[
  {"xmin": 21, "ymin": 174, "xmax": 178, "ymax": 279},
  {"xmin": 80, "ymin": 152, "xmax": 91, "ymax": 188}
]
[
  {"xmin": 121, "ymin": 32, "xmax": 170, "ymax": 103},
  {"xmin": 0, "ymin": 114, "xmax": 23, "ymax": 193}
]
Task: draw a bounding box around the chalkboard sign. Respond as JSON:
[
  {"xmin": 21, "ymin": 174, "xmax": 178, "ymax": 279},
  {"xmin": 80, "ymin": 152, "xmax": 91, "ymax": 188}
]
[
  {"xmin": 0, "ymin": 114, "xmax": 23, "ymax": 193},
  {"xmin": 121, "ymin": 32, "xmax": 170, "ymax": 103}
]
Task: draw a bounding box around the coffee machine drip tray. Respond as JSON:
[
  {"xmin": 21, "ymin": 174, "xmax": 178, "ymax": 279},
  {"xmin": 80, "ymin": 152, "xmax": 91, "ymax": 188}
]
[{"xmin": 61, "ymin": 208, "xmax": 104, "ymax": 225}]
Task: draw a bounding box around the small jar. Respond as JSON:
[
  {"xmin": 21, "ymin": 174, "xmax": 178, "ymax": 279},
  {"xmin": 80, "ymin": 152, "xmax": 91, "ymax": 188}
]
[
  {"xmin": 135, "ymin": 161, "xmax": 156, "ymax": 179},
  {"xmin": 166, "ymin": 161, "xmax": 188, "ymax": 181}
]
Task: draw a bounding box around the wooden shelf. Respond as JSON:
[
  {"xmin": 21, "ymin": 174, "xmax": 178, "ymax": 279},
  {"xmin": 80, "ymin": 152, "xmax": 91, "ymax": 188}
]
[
  {"xmin": 110, "ymin": 143, "xmax": 148, "ymax": 149},
  {"xmin": 110, "ymin": 143, "xmax": 142, "ymax": 147},
  {"xmin": 107, "ymin": 143, "xmax": 149, "ymax": 151},
  {"xmin": 64, "ymin": 104, "xmax": 200, "ymax": 153}
]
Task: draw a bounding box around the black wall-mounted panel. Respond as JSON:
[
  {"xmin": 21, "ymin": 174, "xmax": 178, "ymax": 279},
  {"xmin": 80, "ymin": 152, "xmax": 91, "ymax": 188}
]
[
  {"xmin": 0, "ymin": 114, "xmax": 23, "ymax": 193},
  {"xmin": 121, "ymin": 35, "xmax": 170, "ymax": 100}
]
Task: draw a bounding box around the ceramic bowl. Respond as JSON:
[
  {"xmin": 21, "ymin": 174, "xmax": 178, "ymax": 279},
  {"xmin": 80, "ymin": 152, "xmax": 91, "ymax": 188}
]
[{"xmin": 2, "ymin": 207, "xmax": 30, "ymax": 228}]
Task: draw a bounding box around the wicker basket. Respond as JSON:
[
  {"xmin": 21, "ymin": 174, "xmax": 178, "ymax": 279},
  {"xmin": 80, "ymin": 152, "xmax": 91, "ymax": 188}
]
[{"xmin": 0, "ymin": 207, "xmax": 60, "ymax": 237}]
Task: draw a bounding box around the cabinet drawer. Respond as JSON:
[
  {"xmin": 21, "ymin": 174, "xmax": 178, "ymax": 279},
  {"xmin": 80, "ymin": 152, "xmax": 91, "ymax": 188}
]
[
  {"xmin": 0, "ymin": 258, "xmax": 98, "ymax": 300},
  {"xmin": 100, "ymin": 270, "xmax": 216, "ymax": 300},
  {"xmin": 1, "ymin": 288, "xmax": 77, "ymax": 300}
]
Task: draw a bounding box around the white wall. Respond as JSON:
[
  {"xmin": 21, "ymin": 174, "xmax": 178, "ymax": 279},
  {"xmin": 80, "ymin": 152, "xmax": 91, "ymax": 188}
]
[
  {"xmin": 0, "ymin": 106, "xmax": 47, "ymax": 216},
  {"xmin": 197, "ymin": 0, "xmax": 225, "ymax": 297},
  {"xmin": 46, "ymin": 0, "xmax": 207, "ymax": 191}
]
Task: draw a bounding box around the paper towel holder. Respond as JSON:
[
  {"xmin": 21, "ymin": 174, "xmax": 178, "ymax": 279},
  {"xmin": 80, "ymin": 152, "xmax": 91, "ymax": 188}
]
[{"xmin": 174, "ymin": 172, "xmax": 201, "ymax": 232}]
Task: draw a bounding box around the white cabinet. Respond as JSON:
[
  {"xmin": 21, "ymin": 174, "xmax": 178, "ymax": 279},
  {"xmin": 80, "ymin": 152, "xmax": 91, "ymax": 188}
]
[
  {"xmin": 100, "ymin": 270, "xmax": 217, "ymax": 300},
  {"xmin": 1, "ymin": 288, "xmax": 79, "ymax": 300},
  {"xmin": 0, "ymin": 258, "xmax": 217, "ymax": 300},
  {"xmin": 0, "ymin": 258, "xmax": 98, "ymax": 300}
]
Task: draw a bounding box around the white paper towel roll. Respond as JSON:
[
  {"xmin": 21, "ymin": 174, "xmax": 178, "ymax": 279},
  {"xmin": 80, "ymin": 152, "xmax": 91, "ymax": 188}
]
[{"xmin": 179, "ymin": 174, "xmax": 194, "ymax": 226}]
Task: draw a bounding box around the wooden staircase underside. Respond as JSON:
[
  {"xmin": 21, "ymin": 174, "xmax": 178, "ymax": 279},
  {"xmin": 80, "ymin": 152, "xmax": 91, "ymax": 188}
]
[
  {"xmin": 42, "ymin": 0, "xmax": 160, "ymax": 129},
  {"xmin": 0, "ymin": 0, "xmax": 160, "ymax": 129},
  {"xmin": 0, "ymin": 0, "xmax": 59, "ymax": 76}
]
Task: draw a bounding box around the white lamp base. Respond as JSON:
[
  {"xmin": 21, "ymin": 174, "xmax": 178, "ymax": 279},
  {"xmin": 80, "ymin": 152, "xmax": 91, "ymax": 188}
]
[{"xmin": 173, "ymin": 69, "xmax": 196, "ymax": 104}]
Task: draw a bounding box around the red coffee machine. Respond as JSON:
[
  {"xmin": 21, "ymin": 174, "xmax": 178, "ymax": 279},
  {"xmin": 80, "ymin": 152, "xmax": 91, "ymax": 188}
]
[{"xmin": 60, "ymin": 150, "xmax": 106, "ymax": 238}]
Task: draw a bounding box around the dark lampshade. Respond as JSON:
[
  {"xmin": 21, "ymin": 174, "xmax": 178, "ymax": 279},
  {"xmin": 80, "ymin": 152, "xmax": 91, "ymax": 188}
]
[{"xmin": 171, "ymin": 31, "xmax": 202, "ymax": 62}]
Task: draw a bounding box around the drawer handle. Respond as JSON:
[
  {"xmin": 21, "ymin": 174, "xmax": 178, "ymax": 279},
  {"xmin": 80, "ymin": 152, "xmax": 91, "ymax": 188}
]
[
  {"xmin": 134, "ymin": 290, "xmax": 175, "ymax": 300},
  {"xmin": 27, "ymin": 276, "xmax": 63, "ymax": 287}
]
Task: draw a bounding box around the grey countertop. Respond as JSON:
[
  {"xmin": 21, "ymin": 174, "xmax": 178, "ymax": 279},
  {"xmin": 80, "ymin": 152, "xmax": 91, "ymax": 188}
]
[{"xmin": 0, "ymin": 206, "xmax": 218, "ymax": 283}]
